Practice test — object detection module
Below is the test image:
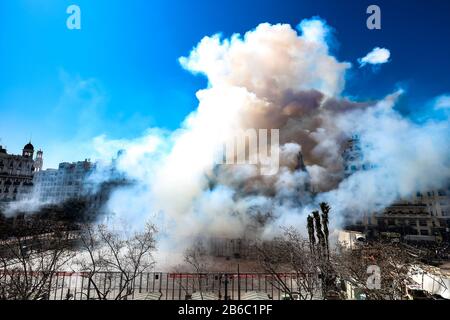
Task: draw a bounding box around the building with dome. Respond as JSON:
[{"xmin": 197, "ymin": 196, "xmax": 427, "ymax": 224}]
[{"xmin": 0, "ymin": 141, "xmax": 43, "ymax": 202}]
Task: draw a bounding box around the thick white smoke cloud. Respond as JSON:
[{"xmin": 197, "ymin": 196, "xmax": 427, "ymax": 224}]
[
  {"xmin": 179, "ymin": 21, "xmax": 348, "ymax": 98},
  {"xmin": 88, "ymin": 18, "xmax": 449, "ymax": 256},
  {"xmin": 318, "ymin": 91, "xmax": 450, "ymax": 224}
]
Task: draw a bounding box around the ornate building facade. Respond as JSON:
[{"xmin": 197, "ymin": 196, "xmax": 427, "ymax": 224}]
[{"xmin": 0, "ymin": 142, "xmax": 42, "ymax": 202}]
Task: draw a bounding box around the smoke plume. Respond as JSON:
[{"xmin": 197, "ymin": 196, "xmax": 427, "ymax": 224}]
[{"xmin": 88, "ymin": 18, "xmax": 449, "ymax": 253}]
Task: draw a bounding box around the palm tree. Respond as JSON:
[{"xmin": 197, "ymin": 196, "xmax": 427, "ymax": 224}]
[
  {"xmin": 319, "ymin": 202, "xmax": 330, "ymax": 259},
  {"xmin": 307, "ymin": 215, "xmax": 315, "ymax": 255},
  {"xmin": 312, "ymin": 211, "xmax": 326, "ymax": 259}
]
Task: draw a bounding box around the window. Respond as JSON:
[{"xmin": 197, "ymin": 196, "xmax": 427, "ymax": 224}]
[{"xmin": 419, "ymin": 219, "xmax": 428, "ymax": 227}]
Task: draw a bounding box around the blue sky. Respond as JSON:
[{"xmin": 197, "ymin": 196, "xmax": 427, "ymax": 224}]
[{"xmin": 1, "ymin": 0, "xmax": 449, "ymax": 168}]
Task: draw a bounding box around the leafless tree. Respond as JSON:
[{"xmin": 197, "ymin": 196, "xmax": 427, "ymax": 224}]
[
  {"xmin": 256, "ymin": 228, "xmax": 321, "ymax": 300},
  {"xmin": 75, "ymin": 222, "xmax": 157, "ymax": 300},
  {"xmin": 257, "ymin": 203, "xmax": 344, "ymax": 300},
  {"xmin": 0, "ymin": 219, "xmax": 76, "ymax": 300},
  {"xmin": 334, "ymin": 241, "xmax": 421, "ymax": 300},
  {"xmin": 173, "ymin": 240, "xmax": 213, "ymax": 300}
]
